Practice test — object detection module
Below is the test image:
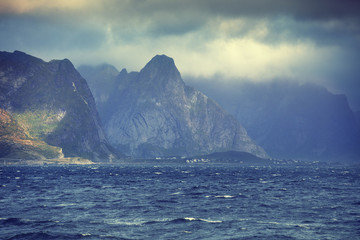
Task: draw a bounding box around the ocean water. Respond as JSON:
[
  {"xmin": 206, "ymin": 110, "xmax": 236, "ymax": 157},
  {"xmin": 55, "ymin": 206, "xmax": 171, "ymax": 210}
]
[{"xmin": 0, "ymin": 164, "xmax": 360, "ymax": 240}]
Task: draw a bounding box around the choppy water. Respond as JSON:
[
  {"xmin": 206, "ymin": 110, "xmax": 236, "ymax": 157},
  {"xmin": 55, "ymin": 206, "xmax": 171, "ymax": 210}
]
[{"xmin": 1, "ymin": 164, "xmax": 360, "ymax": 239}]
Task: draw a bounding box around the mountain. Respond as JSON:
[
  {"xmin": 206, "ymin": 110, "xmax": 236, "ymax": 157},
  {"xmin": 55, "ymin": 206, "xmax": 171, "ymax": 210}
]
[
  {"xmin": 190, "ymin": 80, "xmax": 360, "ymax": 162},
  {"xmin": 77, "ymin": 64, "xmax": 120, "ymax": 119},
  {"xmin": 355, "ymin": 111, "xmax": 360, "ymax": 127},
  {"xmin": 79, "ymin": 55, "xmax": 268, "ymax": 159},
  {"xmin": 0, "ymin": 51, "xmax": 118, "ymax": 162}
]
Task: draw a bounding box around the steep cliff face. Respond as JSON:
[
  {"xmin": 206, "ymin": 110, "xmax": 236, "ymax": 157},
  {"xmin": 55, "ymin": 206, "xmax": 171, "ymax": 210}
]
[
  {"xmin": 0, "ymin": 51, "xmax": 117, "ymax": 161},
  {"xmin": 84, "ymin": 55, "xmax": 267, "ymax": 158}
]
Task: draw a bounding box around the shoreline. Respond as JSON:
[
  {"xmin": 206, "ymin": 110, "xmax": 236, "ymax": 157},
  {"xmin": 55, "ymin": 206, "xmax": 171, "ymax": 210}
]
[{"xmin": 0, "ymin": 157, "xmax": 95, "ymax": 165}]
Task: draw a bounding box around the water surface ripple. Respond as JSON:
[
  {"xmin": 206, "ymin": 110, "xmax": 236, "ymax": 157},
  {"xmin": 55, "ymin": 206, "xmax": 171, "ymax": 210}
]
[{"xmin": 1, "ymin": 164, "xmax": 359, "ymax": 239}]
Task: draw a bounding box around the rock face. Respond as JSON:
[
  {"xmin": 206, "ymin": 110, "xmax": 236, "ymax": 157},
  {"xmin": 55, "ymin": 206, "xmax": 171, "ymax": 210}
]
[
  {"xmin": 81, "ymin": 55, "xmax": 267, "ymax": 158},
  {"xmin": 0, "ymin": 51, "xmax": 118, "ymax": 161},
  {"xmin": 193, "ymin": 80, "xmax": 360, "ymax": 162}
]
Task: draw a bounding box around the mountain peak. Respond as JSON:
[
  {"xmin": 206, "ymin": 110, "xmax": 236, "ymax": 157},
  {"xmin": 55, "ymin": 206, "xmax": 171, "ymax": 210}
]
[
  {"xmin": 143, "ymin": 54, "xmax": 177, "ymax": 72},
  {"xmin": 150, "ymin": 54, "xmax": 174, "ymax": 64},
  {"xmin": 140, "ymin": 54, "xmax": 182, "ymax": 86}
]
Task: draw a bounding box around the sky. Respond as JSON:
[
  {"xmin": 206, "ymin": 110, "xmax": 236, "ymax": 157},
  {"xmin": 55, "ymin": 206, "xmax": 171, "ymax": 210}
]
[{"xmin": 1, "ymin": 0, "xmax": 360, "ymax": 110}]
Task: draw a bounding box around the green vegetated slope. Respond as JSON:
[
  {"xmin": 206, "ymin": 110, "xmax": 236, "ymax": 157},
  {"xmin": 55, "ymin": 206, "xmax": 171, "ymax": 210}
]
[
  {"xmin": 0, "ymin": 51, "xmax": 119, "ymax": 162},
  {"xmin": 0, "ymin": 108, "xmax": 63, "ymax": 159}
]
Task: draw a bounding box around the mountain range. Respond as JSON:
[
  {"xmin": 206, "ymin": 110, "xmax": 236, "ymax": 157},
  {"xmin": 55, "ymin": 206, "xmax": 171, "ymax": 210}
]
[
  {"xmin": 1, "ymin": 50, "xmax": 358, "ymax": 164},
  {"xmin": 78, "ymin": 55, "xmax": 268, "ymax": 159},
  {"xmin": 190, "ymin": 80, "xmax": 360, "ymax": 162}
]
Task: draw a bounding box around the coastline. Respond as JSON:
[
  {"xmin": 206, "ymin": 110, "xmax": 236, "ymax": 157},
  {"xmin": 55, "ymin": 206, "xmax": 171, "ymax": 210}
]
[{"xmin": 0, "ymin": 157, "xmax": 95, "ymax": 165}]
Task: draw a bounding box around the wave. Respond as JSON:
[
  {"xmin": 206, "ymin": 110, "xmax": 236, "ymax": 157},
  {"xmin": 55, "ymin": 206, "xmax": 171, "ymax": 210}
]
[
  {"xmin": 155, "ymin": 199, "xmax": 178, "ymax": 204},
  {"xmin": 0, "ymin": 217, "xmax": 61, "ymax": 228},
  {"xmin": 1, "ymin": 218, "xmax": 28, "ymax": 226},
  {"xmin": 257, "ymin": 220, "xmax": 311, "ymax": 229},
  {"xmin": 106, "ymin": 219, "xmax": 145, "ymax": 226},
  {"xmin": 6, "ymin": 232, "xmax": 56, "ymax": 240},
  {"xmin": 55, "ymin": 203, "xmax": 77, "ymax": 207},
  {"xmin": 105, "ymin": 217, "xmax": 223, "ymax": 226},
  {"xmin": 170, "ymin": 217, "xmax": 222, "ymax": 224},
  {"xmin": 4, "ymin": 232, "xmax": 126, "ymax": 240},
  {"xmin": 214, "ymin": 195, "xmax": 235, "ymax": 198},
  {"xmin": 3, "ymin": 231, "xmax": 101, "ymax": 240}
]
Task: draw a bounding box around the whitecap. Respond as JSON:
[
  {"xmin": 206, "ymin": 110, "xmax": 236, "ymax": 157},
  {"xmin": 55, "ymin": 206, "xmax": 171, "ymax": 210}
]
[
  {"xmin": 199, "ymin": 218, "xmax": 222, "ymax": 223},
  {"xmin": 154, "ymin": 172, "xmax": 162, "ymax": 175},
  {"xmin": 56, "ymin": 203, "xmax": 77, "ymax": 207},
  {"xmin": 183, "ymin": 217, "xmax": 222, "ymax": 223},
  {"xmin": 106, "ymin": 219, "xmax": 145, "ymax": 226},
  {"xmin": 170, "ymin": 192, "xmax": 182, "ymax": 195},
  {"xmin": 268, "ymin": 221, "xmax": 281, "ymax": 225},
  {"xmin": 215, "ymin": 195, "xmax": 235, "ymax": 198}
]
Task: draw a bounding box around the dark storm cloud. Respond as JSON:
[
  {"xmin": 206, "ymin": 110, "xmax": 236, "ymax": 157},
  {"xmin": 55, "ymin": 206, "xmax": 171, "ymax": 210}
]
[
  {"xmin": 0, "ymin": 14, "xmax": 105, "ymax": 52},
  {"xmin": 0, "ymin": 0, "xmax": 359, "ymax": 109},
  {"xmin": 195, "ymin": 0, "xmax": 360, "ymax": 20},
  {"xmin": 2, "ymin": 0, "xmax": 359, "ymax": 46},
  {"xmin": 95, "ymin": 0, "xmax": 360, "ymax": 53}
]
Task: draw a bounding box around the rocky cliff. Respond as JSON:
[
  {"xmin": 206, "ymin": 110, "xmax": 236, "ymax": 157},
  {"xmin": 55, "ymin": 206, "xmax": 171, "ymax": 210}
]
[
  {"xmin": 0, "ymin": 51, "xmax": 118, "ymax": 161},
  {"xmin": 81, "ymin": 55, "xmax": 268, "ymax": 158}
]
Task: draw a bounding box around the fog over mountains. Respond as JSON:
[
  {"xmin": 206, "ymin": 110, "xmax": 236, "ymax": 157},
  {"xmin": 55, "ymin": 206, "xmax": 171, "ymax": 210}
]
[{"xmin": 189, "ymin": 80, "xmax": 360, "ymax": 162}]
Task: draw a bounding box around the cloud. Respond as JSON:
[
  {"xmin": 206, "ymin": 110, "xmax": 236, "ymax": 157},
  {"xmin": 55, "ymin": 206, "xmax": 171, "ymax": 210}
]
[
  {"xmin": 0, "ymin": 0, "xmax": 359, "ymax": 109},
  {"xmin": 0, "ymin": 0, "xmax": 95, "ymax": 14}
]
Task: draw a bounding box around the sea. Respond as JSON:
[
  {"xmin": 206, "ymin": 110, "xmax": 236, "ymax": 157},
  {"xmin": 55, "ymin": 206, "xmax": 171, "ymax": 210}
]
[{"xmin": 1, "ymin": 163, "xmax": 360, "ymax": 240}]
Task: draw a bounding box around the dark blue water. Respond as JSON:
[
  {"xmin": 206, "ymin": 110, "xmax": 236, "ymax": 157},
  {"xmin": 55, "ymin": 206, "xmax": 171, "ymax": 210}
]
[{"xmin": 1, "ymin": 164, "xmax": 360, "ymax": 239}]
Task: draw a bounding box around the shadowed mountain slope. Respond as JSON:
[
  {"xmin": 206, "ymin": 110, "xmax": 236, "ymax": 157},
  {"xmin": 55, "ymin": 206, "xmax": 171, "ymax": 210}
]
[{"xmin": 0, "ymin": 51, "xmax": 119, "ymax": 161}]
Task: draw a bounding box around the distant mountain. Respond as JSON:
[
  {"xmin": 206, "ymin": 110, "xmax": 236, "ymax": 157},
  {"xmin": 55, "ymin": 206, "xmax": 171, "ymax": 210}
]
[
  {"xmin": 190, "ymin": 80, "xmax": 360, "ymax": 162},
  {"xmin": 77, "ymin": 64, "xmax": 121, "ymax": 120},
  {"xmin": 80, "ymin": 55, "xmax": 268, "ymax": 159},
  {"xmin": 355, "ymin": 111, "xmax": 360, "ymax": 127},
  {"xmin": 0, "ymin": 51, "xmax": 119, "ymax": 161}
]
